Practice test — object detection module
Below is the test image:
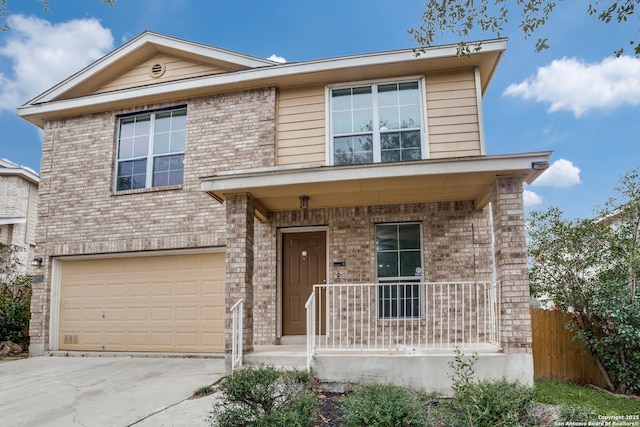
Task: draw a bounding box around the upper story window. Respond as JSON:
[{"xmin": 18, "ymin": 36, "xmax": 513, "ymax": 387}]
[
  {"xmin": 330, "ymin": 80, "xmax": 425, "ymax": 166},
  {"xmin": 115, "ymin": 107, "xmax": 187, "ymax": 191}
]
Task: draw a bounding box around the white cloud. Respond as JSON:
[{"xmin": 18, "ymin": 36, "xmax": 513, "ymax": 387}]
[
  {"xmin": 0, "ymin": 15, "xmax": 114, "ymax": 111},
  {"xmin": 267, "ymin": 54, "xmax": 286, "ymax": 63},
  {"xmin": 531, "ymin": 158, "xmax": 582, "ymax": 188},
  {"xmin": 523, "ymin": 188, "xmax": 544, "ymax": 207},
  {"xmin": 504, "ymin": 56, "xmax": 640, "ymax": 117}
]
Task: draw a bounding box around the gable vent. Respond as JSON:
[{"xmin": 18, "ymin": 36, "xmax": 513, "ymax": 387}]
[{"xmin": 149, "ymin": 63, "xmax": 166, "ymax": 78}]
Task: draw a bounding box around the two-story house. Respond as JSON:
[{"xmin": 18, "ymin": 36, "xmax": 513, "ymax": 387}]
[
  {"xmin": 18, "ymin": 32, "xmax": 549, "ymax": 392},
  {"xmin": 0, "ymin": 158, "xmax": 39, "ymax": 273}
]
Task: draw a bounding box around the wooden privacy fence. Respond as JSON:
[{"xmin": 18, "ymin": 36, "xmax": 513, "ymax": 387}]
[{"xmin": 530, "ymin": 307, "xmax": 607, "ymax": 388}]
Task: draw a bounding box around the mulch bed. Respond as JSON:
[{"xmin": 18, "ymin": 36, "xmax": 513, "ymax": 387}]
[{"xmin": 315, "ymin": 392, "xmax": 344, "ymax": 427}]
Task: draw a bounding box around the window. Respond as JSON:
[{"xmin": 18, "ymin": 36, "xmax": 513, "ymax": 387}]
[
  {"xmin": 376, "ymin": 223, "xmax": 423, "ymax": 319},
  {"xmin": 115, "ymin": 107, "xmax": 186, "ymax": 191},
  {"xmin": 330, "ymin": 80, "xmax": 424, "ymax": 166}
]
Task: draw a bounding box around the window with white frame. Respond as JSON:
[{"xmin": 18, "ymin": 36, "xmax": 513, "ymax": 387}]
[
  {"xmin": 330, "ymin": 80, "xmax": 424, "ymax": 166},
  {"xmin": 376, "ymin": 222, "xmax": 423, "ymax": 319},
  {"xmin": 115, "ymin": 107, "xmax": 186, "ymax": 191}
]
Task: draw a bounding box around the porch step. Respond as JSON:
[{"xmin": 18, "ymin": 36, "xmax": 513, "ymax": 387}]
[{"xmin": 244, "ymin": 345, "xmax": 307, "ymax": 371}]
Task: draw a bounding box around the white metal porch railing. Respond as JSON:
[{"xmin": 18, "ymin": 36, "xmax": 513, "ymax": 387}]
[
  {"xmin": 231, "ymin": 298, "xmax": 244, "ymax": 370},
  {"xmin": 306, "ymin": 282, "xmax": 500, "ymax": 359},
  {"xmin": 304, "ymin": 291, "xmax": 315, "ymax": 370}
]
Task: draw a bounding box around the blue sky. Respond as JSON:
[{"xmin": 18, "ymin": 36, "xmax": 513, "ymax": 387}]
[{"xmin": 1, "ymin": 0, "xmax": 639, "ymax": 219}]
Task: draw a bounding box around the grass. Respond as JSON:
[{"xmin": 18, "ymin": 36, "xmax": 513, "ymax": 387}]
[
  {"xmin": 192, "ymin": 385, "xmax": 214, "ymax": 398},
  {"xmin": 535, "ymin": 378, "xmax": 640, "ymax": 415}
]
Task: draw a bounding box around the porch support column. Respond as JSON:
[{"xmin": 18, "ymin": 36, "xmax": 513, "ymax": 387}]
[
  {"xmin": 490, "ymin": 176, "xmax": 532, "ymax": 354},
  {"xmin": 225, "ymin": 193, "xmax": 255, "ymax": 356}
]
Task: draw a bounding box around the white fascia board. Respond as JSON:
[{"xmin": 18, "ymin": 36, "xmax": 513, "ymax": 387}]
[
  {"xmin": 141, "ymin": 32, "xmax": 277, "ymax": 67},
  {"xmin": 0, "ymin": 167, "xmax": 40, "ymax": 184},
  {"xmin": 0, "ymin": 217, "xmax": 27, "ymax": 225},
  {"xmin": 201, "ymin": 151, "xmax": 552, "ymax": 193},
  {"xmin": 24, "ymin": 31, "xmax": 276, "ymax": 106},
  {"xmin": 19, "ymin": 38, "xmax": 508, "ymax": 118}
]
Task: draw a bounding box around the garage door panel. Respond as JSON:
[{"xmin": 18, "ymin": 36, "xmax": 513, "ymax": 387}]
[
  {"xmin": 202, "ymin": 307, "xmax": 224, "ymax": 321},
  {"xmin": 83, "ymin": 284, "xmax": 105, "ymax": 298},
  {"xmin": 176, "ymin": 333, "xmax": 197, "ymax": 346},
  {"xmin": 177, "ymin": 281, "xmax": 198, "ymax": 296},
  {"xmin": 128, "ymin": 332, "xmax": 148, "ymax": 346},
  {"xmin": 59, "ymin": 253, "xmax": 225, "ymax": 353},
  {"xmin": 151, "ymin": 306, "xmax": 173, "ymax": 321},
  {"xmin": 106, "ymin": 307, "xmax": 125, "ymax": 321},
  {"xmin": 83, "ymin": 332, "xmax": 104, "ymax": 346},
  {"xmin": 106, "ymin": 284, "xmax": 126, "ymax": 297},
  {"xmin": 203, "ymin": 332, "xmax": 224, "ymax": 347},
  {"xmin": 202, "ymin": 280, "xmax": 224, "ymax": 296},
  {"xmin": 176, "ymin": 307, "xmax": 198, "ymax": 321},
  {"xmin": 128, "ymin": 283, "xmax": 151, "ymax": 296},
  {"xmin": 151, "ymin": 332, "xmax": 172, "ymax": 346},
  {"xmin": 128, "ymin": 307, "xmax": 149, "ymax": 321},
  {"xmin": 152, "ymin": 282, "xmax": 173, "ymax": 296}
]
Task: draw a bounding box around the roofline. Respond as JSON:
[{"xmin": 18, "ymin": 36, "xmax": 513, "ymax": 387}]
[
  {"xmin": 23, "ymin": 31, "xmax": 278, "ymax": 106},
  {"xmin": 18, "ymin": 38, "xmax": 508, "ymax": 125},
  {"xmin": 201, "ymin": 150, "xmax": 553, "ymax": 192},
  {"xmin": 0, "ymin": 217, "xmax": 27, "ymax": 225},
  {"xmin": 0, "ymin": 159, "xmax": 40, "ymax": 184}
]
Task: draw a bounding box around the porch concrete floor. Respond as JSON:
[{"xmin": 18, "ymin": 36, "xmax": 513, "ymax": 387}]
[{"xmin": 244, "ymin": 345, "xmax": 307, "ymax": 370}]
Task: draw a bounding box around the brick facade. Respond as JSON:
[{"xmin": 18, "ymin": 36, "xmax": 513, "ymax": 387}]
[
  {"xmin": 29, "ymin": 80, "xmax": 531, "ymax": 358},
  {"xmin": 30, "ymin": 88, "xmax": 277, "ymax": 353},
  {"xmin": 225, "ymin": 194, "xmax": 255, "ymax": 352},
  {"xmin": 252, "ymin": 201, "xmax": 495, "ymax": 345},
  {"xmin": 491, "ymin": 176, "xmax": 532, "ymax": 353},
  {"xmin": 0, "ymin": 172, "xmax": 38, "ymax": 270}
]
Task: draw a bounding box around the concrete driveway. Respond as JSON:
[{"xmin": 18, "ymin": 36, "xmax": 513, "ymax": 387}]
[{"xmin": 0, "ymin": 356, "xmax": 226, "ymax": 427}]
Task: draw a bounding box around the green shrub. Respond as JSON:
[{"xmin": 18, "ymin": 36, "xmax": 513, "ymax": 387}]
[
  {"xmin": 443, "ymin": 348, "xmax": 536, "ymax": 427},
  {"xmin": 208, "ymin": 364, "xmax": 316, "ymax": 427},
  {"xmin": 0, "ymin": 274, "xmax": 31, "ymax": 344},
  {"xmin": 448, "ymin": 378, "xmax": 536, "ymax": 427},
  {"xmin": 340, "ymin": 383, "xmax": 430, "ymax": 427},
  {"xmin": 557, "ymin": 405, "xmax": 599, "ymax": 423}
]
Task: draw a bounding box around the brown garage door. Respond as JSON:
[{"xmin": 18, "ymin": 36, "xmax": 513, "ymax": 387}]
[{"xmin": 59, "ymin": 252, "xmax": 225, "ymax": 353}]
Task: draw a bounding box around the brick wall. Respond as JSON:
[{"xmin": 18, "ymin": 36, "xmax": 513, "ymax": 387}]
[
  {"xmin": 253, "ymin": 201, "xmax": 494, "ymax": 345},
  {"xmin": 0, "ymin": 175, "xmax": 36, "ymax": 269},
  {"xmin": 491, "ymin": 176, "xmax": 532, "ymax": 353},
  {"xmin": 225, "ymin": 194, "xmax": 255, "ymax": 352},
  {"xmin": 30, "ymin": 88, "xmax": 277, "ymax": 352}
]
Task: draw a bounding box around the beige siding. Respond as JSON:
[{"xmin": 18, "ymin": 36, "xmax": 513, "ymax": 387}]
[
  {"xmin": 277, "ymin": 72, "xmax": 481, "ymax": 165},
  {"xmin": 94, "ymin": 54, "xmax": 232, "ymax": 94},
  {"xmin": 277, "ymin": 86, "xmax": 326, "ymax": 165},
  {"xmin": 426, "ymin": 70, "xmax": 481, "ymax": 158},
  {"xmin": 59, "ymin": 252, "xmax": 225, "ymax": 353}
]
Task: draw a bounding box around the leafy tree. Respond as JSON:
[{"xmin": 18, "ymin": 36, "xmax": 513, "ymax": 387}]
[
  {"xmin": 528, "ymin": 168, "xmax": 640, "ymax": 395},
  {"xmin": 409, "ymin": 1, "xmax": 640, "ymax": 57},
  {"xmin": 1, "ymin": 0, "xmax": 116, "ymax": 30},
  {"xmin": 0, "ymin": 243, "xmax": 32, "ymax": 344}
]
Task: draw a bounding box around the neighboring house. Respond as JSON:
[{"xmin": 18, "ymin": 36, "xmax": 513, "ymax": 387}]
[
  {"xmin": 0, "ymin": 159, "xmax": 39, "ymax": 274},
  {"xmin": 18, "ymin": 32, "xmax": 550, "ymax": 392}
]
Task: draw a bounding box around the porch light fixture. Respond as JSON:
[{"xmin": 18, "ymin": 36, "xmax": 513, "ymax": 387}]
[
  {"xmin": 299, "ymin": 195, "xmax": 309, "ymax": 209},
  {"xmin": 31, "ymin": 257, "xmax": 43, "ymax": 267},
  {"xmin": 532, "ymin": 161, "xmax": 549, "ymax": 171}
]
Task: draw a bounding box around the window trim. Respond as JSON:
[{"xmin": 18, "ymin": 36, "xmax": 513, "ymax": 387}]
[
  {"xmin": 325, "ymin": 76, "xmax": 429, "ymax": 166},
  {"xmin": 375, "ymin": 221, "xmax": 424, "ymax": 320},
  {"xmin": 114, "ymin": 106, "xmax": 187, "ymax": 192}
]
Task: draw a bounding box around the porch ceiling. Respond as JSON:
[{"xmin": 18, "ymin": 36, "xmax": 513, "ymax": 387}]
[{"xmin": 201, "ymin": 151, "xmax": 552, "ymax": 220}]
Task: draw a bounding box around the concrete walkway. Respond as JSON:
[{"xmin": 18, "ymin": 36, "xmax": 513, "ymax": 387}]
[{"xmin": 0, "ymin": 356, "xmax": 226, "ymax": 427}]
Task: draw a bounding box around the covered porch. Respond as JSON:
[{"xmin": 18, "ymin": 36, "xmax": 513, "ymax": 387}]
[{"xmin": 202, "ymin": 151, "xmax": 550, "ymax": 391}]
